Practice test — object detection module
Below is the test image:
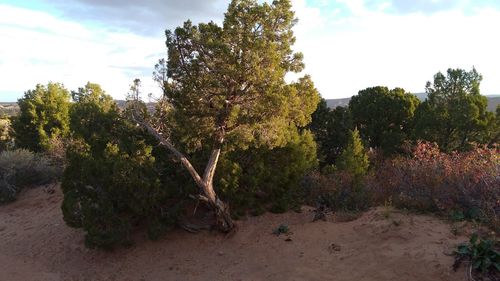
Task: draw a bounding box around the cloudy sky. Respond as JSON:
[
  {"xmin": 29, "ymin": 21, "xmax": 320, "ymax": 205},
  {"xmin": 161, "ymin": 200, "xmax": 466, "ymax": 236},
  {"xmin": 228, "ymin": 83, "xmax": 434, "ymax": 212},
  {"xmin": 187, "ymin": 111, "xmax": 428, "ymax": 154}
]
[{"xmin": 1, "ymin": 0, "xmax": 499, "ymax": 102}]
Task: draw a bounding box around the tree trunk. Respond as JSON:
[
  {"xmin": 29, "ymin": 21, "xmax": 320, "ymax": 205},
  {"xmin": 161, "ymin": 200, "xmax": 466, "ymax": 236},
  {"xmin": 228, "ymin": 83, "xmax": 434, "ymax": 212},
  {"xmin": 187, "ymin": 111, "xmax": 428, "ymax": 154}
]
[
  {"xmin": 210, "ymin": 196, "xmax": 235, "ymax": 232},
  {"xmin": 133, "ymin": 116, "xmax": 235, "ymax": 232},
  {"xmin": 201, "ymin": 146, "xmax": 234, "ymax": 232}
]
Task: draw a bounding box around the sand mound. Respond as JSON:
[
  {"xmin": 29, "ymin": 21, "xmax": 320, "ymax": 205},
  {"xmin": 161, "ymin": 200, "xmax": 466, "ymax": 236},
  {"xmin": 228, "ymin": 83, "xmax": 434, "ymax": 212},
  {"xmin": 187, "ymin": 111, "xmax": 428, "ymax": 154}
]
[{"xmin": 0, "ymin": 186, "xmax": 468, "ymax": 281}]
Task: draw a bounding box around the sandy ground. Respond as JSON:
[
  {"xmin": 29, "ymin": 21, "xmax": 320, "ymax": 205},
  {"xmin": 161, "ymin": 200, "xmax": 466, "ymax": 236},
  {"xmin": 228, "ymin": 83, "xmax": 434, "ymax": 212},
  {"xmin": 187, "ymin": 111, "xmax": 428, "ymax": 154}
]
[{"xmin": 0, "ymin": 186, "xmax": 470, "ymax": 281}]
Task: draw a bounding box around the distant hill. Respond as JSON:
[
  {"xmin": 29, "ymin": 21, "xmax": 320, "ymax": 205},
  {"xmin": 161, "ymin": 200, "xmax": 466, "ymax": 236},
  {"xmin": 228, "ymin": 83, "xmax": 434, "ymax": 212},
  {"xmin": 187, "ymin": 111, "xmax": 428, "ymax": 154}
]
[
  {"xmin": 325, "ymin": 98, "xmax": 350, "ymax": 108},
  {"xmin": 326, "ymin": 94, "xmax": 500, "ymax": 112},
  {"xmin": 487, "ymin": 96, "xmax": 500, "ymax": 112},
  {"xmin": 0, "ymin": 103, "xmax": 19, "ymax": 117},
  {"xmin": 114, "ymin": 100, "xmax": 157, "ymax": 112},
  {"xmin": 0, "ymin": 100, "xmax": 158, "ymax": 117},
  {"xmin": 1, "ymin": 95, "xmax": 499, "ymax": 116}
]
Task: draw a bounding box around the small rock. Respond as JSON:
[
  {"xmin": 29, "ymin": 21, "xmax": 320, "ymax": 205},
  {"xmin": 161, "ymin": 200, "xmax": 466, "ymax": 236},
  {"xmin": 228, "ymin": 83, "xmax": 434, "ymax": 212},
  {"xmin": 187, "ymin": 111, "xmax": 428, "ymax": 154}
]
[{"xmin": 328, "ymin": 243, "xmax": 341, "ymax": 253}]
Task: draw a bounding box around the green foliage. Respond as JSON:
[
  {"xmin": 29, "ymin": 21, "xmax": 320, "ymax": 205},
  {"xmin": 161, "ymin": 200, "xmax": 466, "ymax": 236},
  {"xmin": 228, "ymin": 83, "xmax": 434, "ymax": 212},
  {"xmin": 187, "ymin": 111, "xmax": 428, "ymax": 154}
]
[
  {"xmin": 302, "ymin": 171, "xmax": 371, "ymax": 212},
  {"xmin": 272, "ymin": 224, "xmax": 289, "ymax": 235},
  {"xmin": 304, "ymin": 129, "xmax": 371, "ymax": 212},
  {"xmin": 62, "ymin": 1, "xmax": 321, "ymax": 247},
  {"xmin": 11, "ymin": 83, "xmax": 71, "ymax": 152},
  {"xmin": 0, "ymin": 149, "xmax": 60, "ymax": 204},
  {"xmin": 454, "ymin": 234, "xmax": 500, "ymax": 274},
  {"xmin": 62, "ymin": 84, "xmax": 181, "ymax": 249},
  {"xmin": 69, "ymin": 82, "xmax": 119, "ymax": 152},
  {"xmin": 154, "ymin": 0, "xmax": 319, "ymax": 153},
  {"xmin": 143, "ymin": 0, "xmax": 320, "ymax": 219},
  {"xmin": 0, "ymin": 118, "xmax": 13, "ymax": 151},
  {"xmin": 413, "ymin": 68, "xmax": 493, "ymax": 151},
  {"xmin": 336, "ymin": 128, "xmax": 369, "ymax": 177},
  {"xmin": 481, "ymin": 104, "xmax": 500, "ymax": 146},
  {"xmin": 349, "ymin": 86, "xmax": 420, "ymax": 154},
  {"xmin": 217, "ymin": 129, "xmax": 318, "ymax": 214},
  {"xmin": 309, "ymin": 99, "xmax": 352, "ymax": 167}
]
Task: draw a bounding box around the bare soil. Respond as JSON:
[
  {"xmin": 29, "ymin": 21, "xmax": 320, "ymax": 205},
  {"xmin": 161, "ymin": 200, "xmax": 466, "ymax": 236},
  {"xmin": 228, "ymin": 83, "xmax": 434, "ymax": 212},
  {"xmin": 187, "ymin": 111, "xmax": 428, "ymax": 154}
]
[{"xmin": 0, "ymin": 186, "xmax": 469, "ymax": 281}]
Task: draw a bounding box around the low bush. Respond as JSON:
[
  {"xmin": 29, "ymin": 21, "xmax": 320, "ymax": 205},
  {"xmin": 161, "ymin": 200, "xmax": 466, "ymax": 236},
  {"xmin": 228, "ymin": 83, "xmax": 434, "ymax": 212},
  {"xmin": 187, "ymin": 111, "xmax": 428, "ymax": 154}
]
[
  {"xmin": 0, "ymin": 149, "xmax": 61, "ymax": 204},
  {"xmin": 62, "ymin": 135, "xmax": 181, "ymax": 249},
  {"xmin": 302, "ymin": 171, "xmax": 371, "ymax": 212},
  {"xmin": 0, "ymin": 118, "xmax": 13, "ymax": 151},
  {"xmin": 302, "ymin": 129, "xmax": 371, "ymax": 212},
  {"xmin": 218, "ymin": 130, "xmax": 318, "ymax": 216},
  {"xmin": 62, "ymin": 95, "xmax": 186, "ymax": 249},
  {"xmin": 453, "ymin": 234, "xmax": 499, "ymax": 279},
  {"xmin": 367, "ymin": 142, "xmax": 500, "ymax": 230}
]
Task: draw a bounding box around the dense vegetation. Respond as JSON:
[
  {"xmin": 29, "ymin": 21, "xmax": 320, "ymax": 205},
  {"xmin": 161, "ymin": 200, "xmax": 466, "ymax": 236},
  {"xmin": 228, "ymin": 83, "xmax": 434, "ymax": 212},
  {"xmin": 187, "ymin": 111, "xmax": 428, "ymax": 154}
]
[
  {"xmin": 0, "ymin": 3, "xmax": 498, "ymax": 273},
  {"xmin": 11, "ymin": 82, "xmax": 70, "ymax": 153}
]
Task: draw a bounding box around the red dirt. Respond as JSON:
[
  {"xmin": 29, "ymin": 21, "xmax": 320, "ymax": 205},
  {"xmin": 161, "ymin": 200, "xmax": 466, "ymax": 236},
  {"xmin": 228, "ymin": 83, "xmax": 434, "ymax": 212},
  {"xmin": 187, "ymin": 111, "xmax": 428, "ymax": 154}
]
[{"xmin": 0, "ymin": 187, "xmax": 469, "ymax": 281}]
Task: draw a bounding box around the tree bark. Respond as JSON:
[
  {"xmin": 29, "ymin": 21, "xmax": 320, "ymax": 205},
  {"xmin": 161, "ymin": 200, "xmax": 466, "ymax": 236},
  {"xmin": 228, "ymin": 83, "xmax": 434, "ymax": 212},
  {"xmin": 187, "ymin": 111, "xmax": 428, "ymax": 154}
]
[
  {"xmin": 133, "ymin": 116, "xmax": 234, "ymax": 232},
  {"xmin": 201, "ymin": 146, "xmax": 234, "ymax": 232}
]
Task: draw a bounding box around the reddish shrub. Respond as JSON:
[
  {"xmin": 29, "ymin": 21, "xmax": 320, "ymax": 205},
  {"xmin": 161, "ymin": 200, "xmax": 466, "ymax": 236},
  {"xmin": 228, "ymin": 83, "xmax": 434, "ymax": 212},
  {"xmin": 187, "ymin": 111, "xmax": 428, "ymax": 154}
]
[
  {"xmin": 367, "ymin": 141, "xmax": 499, "ymax": 230},
  {"xmin": 302, "ymin": 170, "xmax": 371, "ymax": 211}
]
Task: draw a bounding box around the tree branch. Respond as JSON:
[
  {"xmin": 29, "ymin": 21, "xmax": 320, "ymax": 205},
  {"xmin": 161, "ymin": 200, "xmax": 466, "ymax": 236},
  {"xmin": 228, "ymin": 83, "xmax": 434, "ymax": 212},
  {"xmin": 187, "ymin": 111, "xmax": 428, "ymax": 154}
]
[{"xmin": 131, "ymin": 112, "xmax": 206, "ymax": 191}]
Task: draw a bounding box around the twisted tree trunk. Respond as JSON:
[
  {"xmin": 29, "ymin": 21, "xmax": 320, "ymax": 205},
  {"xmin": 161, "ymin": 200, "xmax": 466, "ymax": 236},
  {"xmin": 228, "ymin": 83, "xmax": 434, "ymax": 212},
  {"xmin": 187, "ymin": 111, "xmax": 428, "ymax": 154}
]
[{"xmin": 134, "ymin": 117, "xmax": 234, "ymax": 232}]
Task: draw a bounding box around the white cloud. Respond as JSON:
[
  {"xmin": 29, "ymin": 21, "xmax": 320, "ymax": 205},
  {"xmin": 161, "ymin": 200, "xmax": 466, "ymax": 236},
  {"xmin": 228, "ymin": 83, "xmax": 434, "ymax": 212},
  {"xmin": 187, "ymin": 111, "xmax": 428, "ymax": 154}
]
[
  {"xmin": 0, "ymin": 4, "xmax": 164, "ymax": 100},
  {"xmin": 1, "ymin": 1, "xmax": 500, "ymax": 102},
  {"xmin": 292, "ymin": 1, "xmax": 500, "ymax": 98}
]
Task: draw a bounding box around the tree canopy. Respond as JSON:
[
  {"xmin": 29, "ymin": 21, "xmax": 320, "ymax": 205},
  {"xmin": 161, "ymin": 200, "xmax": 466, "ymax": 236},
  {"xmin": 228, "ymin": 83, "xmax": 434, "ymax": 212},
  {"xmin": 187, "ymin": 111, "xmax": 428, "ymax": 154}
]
[
  {"xmin": 413, "ymin": 68, "xmax": 492, "ymax": 151},
  {"xmin": 12, "ymin": 82, "xmax": 71, "ymax": 152},
  {"xmin": 336, "ymin": 128, "xmax": 369, "ymax": 177},
  {"xmin": 309, "ymin": 99, "xmax": 352, "ymax": 167},
  {"xmin": 129, "ymin": 0, "xmax": 319, "ymax": 231},
  {"xmin": 349, "ymin": 86, "xmax": 420, "ymax": 154},
  {"xmin": 153, "ymin": 0, "xmax": 318, "ymax": 152},
  {"xmin": 62, "ymin": 83, "xmax": 182, "ymax": 248}
]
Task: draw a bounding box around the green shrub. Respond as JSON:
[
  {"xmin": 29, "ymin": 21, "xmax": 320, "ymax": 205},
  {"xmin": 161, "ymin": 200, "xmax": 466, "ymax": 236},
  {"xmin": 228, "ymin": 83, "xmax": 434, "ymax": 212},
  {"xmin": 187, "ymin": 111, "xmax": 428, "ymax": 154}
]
[
  {"xmin": 335, "ymin": 128, "xmax": 369, "ymax": 177},
  {"xmin": 0, "ymin": 118, "xmax": 13, "ymax": 151},
  {"xmin": 12, "ymin": 83, "xmax": 71, "ymax": 152},
  {"xmin": 217, "ymin": 130, "xmax": 318, "ymax": 215},
  {"xmin": 0, "ymin": 149, "xmax": 61, "ymax": 204},
  {"xmin": 303, "ymin": 129, "xmax": 371, "ymax": 212},
  {"xmin": 62, "ymin": 87, "xmax": 184, "ymax": 249},
  {"xmin": 454, "ymin": 234, "xmax": 500, "ymax": 275},
  {"xmin": 63, "ymin": 85, "xmax": 319, "ymax": 248}
]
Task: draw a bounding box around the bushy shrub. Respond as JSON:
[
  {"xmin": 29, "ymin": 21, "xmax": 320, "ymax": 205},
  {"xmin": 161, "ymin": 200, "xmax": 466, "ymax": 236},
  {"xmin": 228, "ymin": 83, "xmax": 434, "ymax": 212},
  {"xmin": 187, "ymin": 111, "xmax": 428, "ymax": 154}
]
[
  {"xmin": 0, "ymin": 149, "xmax": 61, "ymax": 204},
  {"xmin": 62, "ymin": 88, "xmax": 184, "ymax": 249},
  {"xmin": 368, "ymin": 141, "xmax": 500, "ymax": 230},
  {"xmin": 12, "ymin": 83, "xmax": 71, "ymax": 152},
  {"xmin": 302, "ymin": 171, "xmax": 371, "ymax": 212},
  {"xmin": 62, "ymin": 135, "xmax": 180, "ymax": 249},
  {"xmin": 454, "ymin": 234, "xmax": 499, "ymax": 278},
  {"xmin": 0, "ymin": 118, "xmax": 13, "ymax": 151},
  {"xmin": 63, "ymin": 84, "xmax": 320, "ymax": 248},
  {"xmin": 336, "ymin": 128, "xmax": 369, "ymax": 177},
  {"xmin": 302, "ymin": 129, "xmax": 371, "ymax": 212},
  {"xmin": 217, "ymin": 130, "xmax": 318, "ymax": 215}
]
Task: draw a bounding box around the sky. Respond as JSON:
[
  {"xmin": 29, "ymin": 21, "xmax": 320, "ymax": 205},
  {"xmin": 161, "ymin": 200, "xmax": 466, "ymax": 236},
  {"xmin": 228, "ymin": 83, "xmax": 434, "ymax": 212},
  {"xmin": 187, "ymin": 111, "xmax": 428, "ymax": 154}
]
[{"xmin": 1, "ymin": 0, "xmax": 499, "ymax": 102}]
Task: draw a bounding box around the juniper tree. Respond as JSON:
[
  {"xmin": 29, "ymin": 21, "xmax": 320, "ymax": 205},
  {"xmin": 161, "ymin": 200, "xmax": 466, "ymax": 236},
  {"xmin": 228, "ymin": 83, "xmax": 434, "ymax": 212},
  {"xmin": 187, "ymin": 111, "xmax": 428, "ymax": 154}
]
[
  {"xmin": 336, "ymin": 128, "xmax": 369, "ymax": 177},
  {"xmin": 413, "ymin": 68, "xmax": 492, "ymax": 151},
  {"xmin": 131, "ymin": 0, "xmax": 319, "ymax": 231},
  {"xmin": 309, "ymin": 99, "xmax": 353, "ymax": 167},
  {"xmin": 349, "ymin": 86, "xmax": 420, "ymax": 155},
  {"xmin": 12, "ymin": 83, "xmax": 70, "ymax": 152}
]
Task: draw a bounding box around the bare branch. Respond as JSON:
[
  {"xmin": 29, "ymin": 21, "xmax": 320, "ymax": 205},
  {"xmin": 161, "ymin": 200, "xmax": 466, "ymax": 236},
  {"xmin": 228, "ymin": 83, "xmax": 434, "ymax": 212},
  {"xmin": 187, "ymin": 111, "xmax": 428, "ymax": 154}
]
[{"xmin": 129, "ymin": 108, "xmax": 206, "ymax": 191}]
